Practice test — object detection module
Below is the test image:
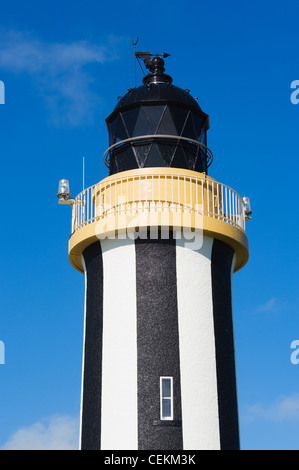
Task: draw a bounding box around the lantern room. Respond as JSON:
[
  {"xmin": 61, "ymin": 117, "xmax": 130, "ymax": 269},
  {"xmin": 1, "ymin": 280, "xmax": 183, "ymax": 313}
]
[{"xmin": 105, "ymin": 56, "xmax": 212, "ymax": 175}]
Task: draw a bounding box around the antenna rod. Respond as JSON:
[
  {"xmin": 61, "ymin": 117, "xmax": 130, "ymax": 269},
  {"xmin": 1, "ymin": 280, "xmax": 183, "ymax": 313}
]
[
  {"xmin": 83, "ymin": 156, "xmax": 85, "ymax": 192},
  {"xmin": 132, "ymin": 37, "xmax": 139, "ymax": 88}
]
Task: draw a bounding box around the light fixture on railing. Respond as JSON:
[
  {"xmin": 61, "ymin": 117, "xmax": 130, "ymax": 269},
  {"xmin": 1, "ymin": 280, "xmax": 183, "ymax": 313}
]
[
  {"xmin": 57, "ymin": 179, "xmax": 70, "ymax": 199},
  {"xmin": 57, "ymin": 179, "xmax": 75, "ymax": 205},
  {"xmin": 243, "ymin": 197, "xmax": 252, "ymax": 221}
]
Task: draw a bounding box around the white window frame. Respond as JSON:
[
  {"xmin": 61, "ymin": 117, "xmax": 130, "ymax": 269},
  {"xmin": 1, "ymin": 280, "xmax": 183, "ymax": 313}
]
[{"xmin": 160, "ymin": 376, "xmax": 174, "ymax": 421}]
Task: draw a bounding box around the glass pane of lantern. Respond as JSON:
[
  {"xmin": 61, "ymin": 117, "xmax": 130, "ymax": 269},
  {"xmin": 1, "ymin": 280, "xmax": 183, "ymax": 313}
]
[
  {"xmin": 133, "ymin": 107, "xmax": 152, "ymax": 137},
  {"xmin": 109, "ymin": 118, "xmax": 118, "ymax": 143},
  {"xmin": 134, "ymin": 142, "xmax": 152, "ymax": 167},
  {"xmin": 181, "ymin": 112, "xmax": 197, "ymax": 140},
  {"xmin": 157, "ymin": 106, "xmax": 177, "ymax": 135},
  {"xmin": 157, "ymin": 141, "xmax": 175, "ymax": 166},
  {"xmin": 168, "ymin": 105, "xmax": 188, "ymax": 136},
  {"xmin": 143, "ymin": 105, "xmax": 165, "ymax": 134},
  {"xmin": 144, "ymin": 143, "xmax": 166, "ymax": 167},
  {"xmin": 111, "ymin": 156, "xmax": 117, "ymax": 175},
  {"xmin": 121, "ymin": 107, "xmax": 140, "ymax": 137},
  {"xmin": 193, "ymin": 113, "xmax": 205, "ymax": 141},
  {"xmin": 114, "ymin": 146, "xmax": 138, "ymax": 172},
  {"xmin": 194, "ymin": 147, "xmax": 207, "ymax": 173},
  {"xmin": 185, "ymin": 149, "xmax": 197, "ymax": 171},
  {"xmin": 121, "ymin": 147, "xmax": 139, "ymax": 171},
  {"xmin": 114, "ymin": 150, "xmax": 125, "ymax": 173},
  {"xmin": 116, "ymin": 114, "xmax": 128, "ymax": 141},
  {"xmin": 170, "ymin": 144, "xmax": 189, "ymax": 170}
]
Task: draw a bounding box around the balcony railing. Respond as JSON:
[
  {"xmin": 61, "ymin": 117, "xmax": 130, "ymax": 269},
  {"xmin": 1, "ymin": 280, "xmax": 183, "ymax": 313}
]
[{"xmin": 71, "ymin": 171, "xmax": 246, "ymax": 235}]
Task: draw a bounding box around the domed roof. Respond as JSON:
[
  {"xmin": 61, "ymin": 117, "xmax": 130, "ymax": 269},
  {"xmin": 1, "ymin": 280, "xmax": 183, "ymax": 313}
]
[{"xmin": 106, "ymin": 57, "xmax": 209, "ymax": 127}]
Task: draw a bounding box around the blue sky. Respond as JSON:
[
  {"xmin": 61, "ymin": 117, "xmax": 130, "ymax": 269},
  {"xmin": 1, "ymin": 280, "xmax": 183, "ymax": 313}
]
[{"xmin": 0, "ymin": 0, "xmax": 298, "ymax": 450}]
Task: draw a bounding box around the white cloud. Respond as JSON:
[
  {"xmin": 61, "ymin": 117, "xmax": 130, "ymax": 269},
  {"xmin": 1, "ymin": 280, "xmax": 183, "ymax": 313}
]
[
  {"xmin": 0, "ymin": 30, "xmax": 117, "ymax": 73},
  {"xmin": 244, "ymin": 394, "xmax": 299, "ymax": 423},
  {"xmin": 0, "ymin": 30, "xmax": 123, "ymax": 126},
  {"xmin": 1, "ymin": 415, "xmax": 79, "ymax": 450},
  {"xmin": 257, "ymin": 297, "xmax": 278, "ymax": 313}
]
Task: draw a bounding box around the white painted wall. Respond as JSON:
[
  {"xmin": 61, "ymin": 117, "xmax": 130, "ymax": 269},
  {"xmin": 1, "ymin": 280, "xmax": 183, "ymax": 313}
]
[
  {"xmin": 100, "ymin": 238, "xmax": 138, "ymax": 450},
  {"xmin": 176, "ymin": 235, "xmax": 221, "ymax": 450}
]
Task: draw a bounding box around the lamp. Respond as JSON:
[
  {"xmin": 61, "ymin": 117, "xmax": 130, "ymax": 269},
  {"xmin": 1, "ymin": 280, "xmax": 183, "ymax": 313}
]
[
  {"xmin": 57, "ymin": 179, "xmax": 71, "ymax": 200},
  {"xmin": 243, "ymin": 197, "xmax": 252, "ymax": 221}
]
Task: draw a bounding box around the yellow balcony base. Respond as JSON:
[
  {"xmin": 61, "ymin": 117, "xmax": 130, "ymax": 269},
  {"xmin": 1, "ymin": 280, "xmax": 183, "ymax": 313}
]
[{"xmin": 68, "ymin": 213, "xmax": 248, "ymax": 274}]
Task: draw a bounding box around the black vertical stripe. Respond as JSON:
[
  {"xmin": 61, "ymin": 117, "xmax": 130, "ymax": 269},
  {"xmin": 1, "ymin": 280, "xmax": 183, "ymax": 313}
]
[
  {"xmin": 81, "ymin": 242, "xmax": 103, "ymax": 450},
  {"xmin": 211, "ymin": 239, "xmax": 240, "ymax": 450},
  {"xmin": 135, "ymin": 231, "xmax": 183, "ymax": 450}
]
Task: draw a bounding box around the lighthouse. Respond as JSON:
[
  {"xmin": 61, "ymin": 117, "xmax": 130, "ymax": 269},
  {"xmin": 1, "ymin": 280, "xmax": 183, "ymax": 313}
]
[{"xmin": 59, "ymin": 53, "xmax": 250, "ymax": 450}]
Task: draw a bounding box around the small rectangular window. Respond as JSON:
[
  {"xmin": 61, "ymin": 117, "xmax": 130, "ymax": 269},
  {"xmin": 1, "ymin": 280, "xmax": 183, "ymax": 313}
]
[{"xmin": 160, "ymin": 377, "xmax": 173, "ymax": 420}]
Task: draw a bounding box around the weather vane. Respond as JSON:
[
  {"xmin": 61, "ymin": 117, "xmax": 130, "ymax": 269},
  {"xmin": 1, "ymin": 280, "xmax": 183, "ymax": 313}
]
[{"xmin": 132, "ymin": 39, "xmax": 171, "ymax": 87}]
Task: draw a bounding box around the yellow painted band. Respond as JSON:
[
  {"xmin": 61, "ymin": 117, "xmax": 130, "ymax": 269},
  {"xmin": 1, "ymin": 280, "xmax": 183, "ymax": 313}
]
[{"xmin": 68, "ymin": 213, "xmax": 248, "ymax": 274}]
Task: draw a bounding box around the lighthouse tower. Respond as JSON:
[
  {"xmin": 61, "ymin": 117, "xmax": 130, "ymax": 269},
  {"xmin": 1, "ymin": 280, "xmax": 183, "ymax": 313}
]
[{"xmin": 60, "ymin": 54, "xmax": 250, "ymax": 450}]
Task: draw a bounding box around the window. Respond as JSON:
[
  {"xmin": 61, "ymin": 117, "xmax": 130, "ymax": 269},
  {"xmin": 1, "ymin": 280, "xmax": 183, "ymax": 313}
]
[{"xmin": 160, "ymin": 377, "xmax": 173, "ymax": 420}]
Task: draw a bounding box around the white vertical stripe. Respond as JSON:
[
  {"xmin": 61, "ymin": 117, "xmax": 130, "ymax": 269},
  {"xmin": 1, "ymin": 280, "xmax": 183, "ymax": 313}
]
[
  {"xmin": 100, "ymin": 237, "xmax": 138, "ymax": 450},
  {"xmin": 176, "ymin": 235, "xmax": 221, "ymax": 450}
]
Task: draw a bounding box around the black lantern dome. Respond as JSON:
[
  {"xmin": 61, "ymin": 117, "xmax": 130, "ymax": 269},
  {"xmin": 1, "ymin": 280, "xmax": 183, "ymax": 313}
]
[{"xmin": 104, "ymin": 55, "xmax": 212, "ymax": 175}]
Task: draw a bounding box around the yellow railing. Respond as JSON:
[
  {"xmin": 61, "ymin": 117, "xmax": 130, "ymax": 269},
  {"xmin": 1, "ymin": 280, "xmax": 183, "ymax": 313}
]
[{"xmin": 71, "ymin": 169, "xmax": 246, "ymax": 234}]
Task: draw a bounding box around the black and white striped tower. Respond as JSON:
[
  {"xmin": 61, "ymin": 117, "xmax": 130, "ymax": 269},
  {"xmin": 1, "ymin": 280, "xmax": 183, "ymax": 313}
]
[{"xmin": 63, "ymin": 54, "xmax": 251, "ymax": 450}]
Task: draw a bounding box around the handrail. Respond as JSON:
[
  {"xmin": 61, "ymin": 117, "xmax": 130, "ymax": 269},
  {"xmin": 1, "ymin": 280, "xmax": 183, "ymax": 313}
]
[
  {"xmin": 71, "ymin": 171, "xmax": 245, "ymax": 235},
  {"xmin": 103, "ymin": 134, "xmax": 213, "ymax": 169}
]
